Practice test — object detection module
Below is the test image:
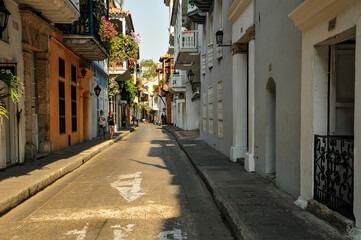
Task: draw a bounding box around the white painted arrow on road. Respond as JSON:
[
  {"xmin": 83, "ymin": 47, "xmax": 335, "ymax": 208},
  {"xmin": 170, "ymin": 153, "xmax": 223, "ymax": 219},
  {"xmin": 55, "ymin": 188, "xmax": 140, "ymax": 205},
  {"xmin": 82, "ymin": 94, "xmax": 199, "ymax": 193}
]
[
  {"xmin": 111, "ymin": 224, "xmax": 135, "ymax": 240},
  {"xmin": 66, "ymin": 225, "xmax": 88, "ymax": 240},
  {"xmin": 111, "ymin": 172, "xmax": 146, "ymax": 202}
]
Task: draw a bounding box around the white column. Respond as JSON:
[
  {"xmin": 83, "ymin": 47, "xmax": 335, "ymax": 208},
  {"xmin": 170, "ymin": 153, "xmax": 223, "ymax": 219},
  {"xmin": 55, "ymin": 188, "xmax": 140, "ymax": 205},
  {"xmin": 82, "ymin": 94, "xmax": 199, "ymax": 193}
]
[
  {"xmin": 353, "ymin": 21, "xmax": 361, "ymax": 228},
  {"xmin": 230, "ymin": 44, "xmax": 248, "ymax": 162},
  {"xmin": 122, "ymin": 19, "xmax": 126, "ymax": 34},
  {"xmin": 245, "ymin": 40, "xmax": 255, "ymax": 171}
]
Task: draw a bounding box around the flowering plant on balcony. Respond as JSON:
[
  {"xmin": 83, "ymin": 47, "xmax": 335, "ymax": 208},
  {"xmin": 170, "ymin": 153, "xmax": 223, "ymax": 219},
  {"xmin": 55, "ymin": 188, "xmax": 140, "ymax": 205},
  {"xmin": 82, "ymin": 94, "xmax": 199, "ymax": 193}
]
[
  {"xmin": 99, "ymin": 16, "xmax": 140, "ymax": 71},
  {"xmin": 108, "ymin": 77, "xmax": 119, "ymax": 97}
]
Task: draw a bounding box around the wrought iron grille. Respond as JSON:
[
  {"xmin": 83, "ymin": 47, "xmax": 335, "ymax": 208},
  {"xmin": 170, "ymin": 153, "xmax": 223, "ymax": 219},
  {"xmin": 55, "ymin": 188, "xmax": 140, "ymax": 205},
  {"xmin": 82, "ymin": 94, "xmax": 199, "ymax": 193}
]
[
  {"xmin": 61, "ymin": 10, "xmax": 101, "ymax": 41},
  {"xmin": 314, "ymin": 135, "xmax": 354, "ymax": 219}
]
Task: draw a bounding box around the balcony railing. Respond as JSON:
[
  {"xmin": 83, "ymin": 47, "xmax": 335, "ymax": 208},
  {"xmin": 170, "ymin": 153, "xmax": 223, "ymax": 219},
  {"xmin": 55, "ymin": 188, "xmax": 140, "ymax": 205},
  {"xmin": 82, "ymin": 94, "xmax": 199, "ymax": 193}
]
[
  {"xmin": 181, "ymin": 30, "xmax": 199, "ymax": 49},
  {"xmin": 170, "ymin": 73, "xmax": 186, "ymax": 89},
  {"xmin": 175, "ymin": 30, "xmax": 199, "ymax": 60},
  {"xmin": 61, "ymin": 10, "xmax": 102, "ymax": 43},
  {"xmin": 314, "ymin": 135, "xmax": 354, "ymax": 219}
]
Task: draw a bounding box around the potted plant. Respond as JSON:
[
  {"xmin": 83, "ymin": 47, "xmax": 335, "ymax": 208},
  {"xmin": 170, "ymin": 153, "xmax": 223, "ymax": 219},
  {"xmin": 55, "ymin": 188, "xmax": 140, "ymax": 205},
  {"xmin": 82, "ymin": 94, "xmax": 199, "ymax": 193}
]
[{"xmin": 0, "ymin": 69, "xmax": 23, "ymax": 118}]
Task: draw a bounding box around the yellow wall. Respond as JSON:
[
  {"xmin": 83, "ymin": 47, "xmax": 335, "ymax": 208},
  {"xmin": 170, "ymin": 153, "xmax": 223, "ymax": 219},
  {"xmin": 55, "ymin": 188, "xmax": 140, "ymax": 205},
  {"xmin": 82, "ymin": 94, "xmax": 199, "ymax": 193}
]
[{"xmin": 49, "ymin": 34, "xmax": 92, "ymax": 151}]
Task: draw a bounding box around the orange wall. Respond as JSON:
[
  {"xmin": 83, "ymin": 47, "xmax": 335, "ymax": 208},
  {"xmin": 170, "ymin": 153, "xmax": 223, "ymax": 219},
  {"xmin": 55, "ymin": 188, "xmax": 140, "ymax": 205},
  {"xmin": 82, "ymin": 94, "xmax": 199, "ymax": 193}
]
[{"xmin": 49, "ymin": 37, "xmax": 91, "ymax": 151}]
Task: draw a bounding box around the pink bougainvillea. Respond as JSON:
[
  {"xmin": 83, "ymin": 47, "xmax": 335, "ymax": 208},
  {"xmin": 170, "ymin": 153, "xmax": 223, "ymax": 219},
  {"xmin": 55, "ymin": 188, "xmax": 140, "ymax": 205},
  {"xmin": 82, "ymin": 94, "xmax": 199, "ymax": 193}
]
[{"xmin": 99, "ymin": 16, "xmax": 140, "ymax": 68}]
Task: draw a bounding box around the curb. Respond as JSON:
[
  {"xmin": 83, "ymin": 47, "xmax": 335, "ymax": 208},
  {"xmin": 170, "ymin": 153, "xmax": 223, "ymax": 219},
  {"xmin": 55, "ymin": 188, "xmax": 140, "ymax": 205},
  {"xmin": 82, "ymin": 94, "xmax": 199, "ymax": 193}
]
[
  {"xmin": 163, "ymin": 126, "xmax": 253, "ymax": 240},
  {"xmin": 0, "ymin": 128, "xmax": 134, "ymax": 217}
]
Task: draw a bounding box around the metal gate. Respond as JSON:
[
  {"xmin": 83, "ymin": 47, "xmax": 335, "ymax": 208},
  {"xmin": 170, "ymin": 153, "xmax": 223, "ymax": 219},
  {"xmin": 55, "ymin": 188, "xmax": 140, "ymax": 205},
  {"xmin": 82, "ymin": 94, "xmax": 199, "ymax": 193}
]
[{"xmin": 314, "ymin": 135, "xmax": 354, "ymax": 219}]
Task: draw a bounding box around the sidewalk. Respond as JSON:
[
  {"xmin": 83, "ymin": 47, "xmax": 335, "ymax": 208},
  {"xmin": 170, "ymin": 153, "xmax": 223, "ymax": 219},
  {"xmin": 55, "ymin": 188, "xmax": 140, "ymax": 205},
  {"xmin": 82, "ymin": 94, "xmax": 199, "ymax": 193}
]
[
  {"xmin": 0, "ymin": 127, "xmax": 135, "ymax": 217},
  {"xmin": 163, "ymin": 126, "xmax": 348, "ymax": 240}
]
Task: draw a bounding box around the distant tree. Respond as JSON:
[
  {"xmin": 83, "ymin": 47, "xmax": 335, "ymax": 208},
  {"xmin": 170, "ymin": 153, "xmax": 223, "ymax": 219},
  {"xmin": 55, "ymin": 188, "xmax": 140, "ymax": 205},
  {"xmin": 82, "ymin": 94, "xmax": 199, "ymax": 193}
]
[{"xmin": 140, "ymin": 59, "xmax": 158, "ymax": 80}]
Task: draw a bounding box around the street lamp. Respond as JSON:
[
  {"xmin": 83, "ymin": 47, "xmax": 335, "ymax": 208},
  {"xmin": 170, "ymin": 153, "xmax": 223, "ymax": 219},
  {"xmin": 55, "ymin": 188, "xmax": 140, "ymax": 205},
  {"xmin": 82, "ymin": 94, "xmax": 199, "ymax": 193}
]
[
  {"xmin": 216, "ymin": 29, "xmax": 232, "ymax": 47},
  {"xmin": 0, "ymin": 0, "xmax": 10, "ymax": 39},
  {"xmin": 187, "ymin": 69, "xmax": 194, "ymax": 84},
  {"xmin": 94, "ymin": 85, "xmax": 101, "ymax": 97}
]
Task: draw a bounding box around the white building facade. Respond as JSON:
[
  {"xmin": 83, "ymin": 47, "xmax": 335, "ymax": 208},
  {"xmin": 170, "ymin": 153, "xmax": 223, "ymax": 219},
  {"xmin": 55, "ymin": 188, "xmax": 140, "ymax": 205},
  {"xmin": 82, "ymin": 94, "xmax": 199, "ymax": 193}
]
[
  {"xmin": 167, "ymin": 0, "xmax": 202, "ymax": 131},
  {"xmin": 197, "ymin": 0, "xmax": 234, "ymax": 157},
  {"xmin": 290, "ymin": 0, "xmax": 361, "ymax": 228},
  {"xmin": 0, "ymin": 0, "xmax": 25, "ymax": 169}
]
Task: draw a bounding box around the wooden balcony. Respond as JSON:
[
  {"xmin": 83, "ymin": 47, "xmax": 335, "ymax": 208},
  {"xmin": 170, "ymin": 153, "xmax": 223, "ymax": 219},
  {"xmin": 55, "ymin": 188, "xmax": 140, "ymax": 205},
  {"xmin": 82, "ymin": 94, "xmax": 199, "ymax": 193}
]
[
  {"xmin": 193, "ymin": 0, "xmax": 213, "ymax": 12},
  {"xmin": 57, "ymin": 9, "xmax": 108, "ymax": 61},
  {"xmin": 187, "ymin": 5, "xmax": 207, "ymax": 24}
]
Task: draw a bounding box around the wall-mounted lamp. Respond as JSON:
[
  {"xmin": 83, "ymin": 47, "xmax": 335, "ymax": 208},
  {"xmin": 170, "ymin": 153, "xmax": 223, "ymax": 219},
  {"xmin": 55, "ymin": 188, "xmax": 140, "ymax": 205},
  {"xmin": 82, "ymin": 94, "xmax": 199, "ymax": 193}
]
[
  {"xmin": 94, "ymin": 85, "xmax": 101, "ymax": 97},
  {"xmin": 0, "ymin": 0, "xmax": 10, "ymax": 39},
  {"xmin": 187, "ymin": 69, "xmax": 194, "ymax": 84},
  {"xmin": 80, "ymin": 68, "xmax": 87, "ymax": 78},
  {"xmin": 216, "ymin": 29, "xmax": 232, "ymax": 47}
]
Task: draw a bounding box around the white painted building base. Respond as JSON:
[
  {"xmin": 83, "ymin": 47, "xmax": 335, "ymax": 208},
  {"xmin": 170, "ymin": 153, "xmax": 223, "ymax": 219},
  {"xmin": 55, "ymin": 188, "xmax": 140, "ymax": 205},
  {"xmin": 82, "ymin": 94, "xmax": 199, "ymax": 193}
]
[
  {"xmin": 294, "ymin": 196, "xmax": 308, "ymax": 210},
  {"xmin": 349, "ymin": 227, "xmax": 361, "ymax": 240},
  {"xmin": 244, "ymin": 152, "xmax": 255, "ymax": 172},
  {"xmin": 230, "ymin": 145, "xmax": 247, "ymax": 162}
]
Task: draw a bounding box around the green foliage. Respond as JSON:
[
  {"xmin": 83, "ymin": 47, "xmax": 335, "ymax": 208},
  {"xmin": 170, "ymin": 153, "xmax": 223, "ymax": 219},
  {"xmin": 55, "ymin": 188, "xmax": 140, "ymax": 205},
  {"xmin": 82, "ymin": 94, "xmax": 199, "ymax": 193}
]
[
  {"xmin": 80, "ymin": 0, "xmax": 107, "ymax": 21},
  {"xmin": 99, "ymin": 17, "xmax": 140, "ymax": 70},
  {"xmin": 153, "ymin": 84, "xmax": 159, "ymax": 93},
  {"xmin": 108, "ymin": 77, "xmax": 119, "ymax": 97},
  {"xmin": 0, "ymin": 70, "xmax": 24, "ymax": 118},
  {"xmin": 119, "ymin": 79, "xmax": 139, "ymax": 104},
  {"xmin": 140, "ymin": 59, "xmax": 158, "ymax": 79}
]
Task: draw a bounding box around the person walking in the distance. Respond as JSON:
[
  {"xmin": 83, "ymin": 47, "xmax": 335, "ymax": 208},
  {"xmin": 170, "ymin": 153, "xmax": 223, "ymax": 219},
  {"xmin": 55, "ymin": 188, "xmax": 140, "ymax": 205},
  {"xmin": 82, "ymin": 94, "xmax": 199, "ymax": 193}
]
[
  {"xmin": 98, "ymin": 110, "xmax": 106, "ymax": 139},
  {"xmin": 108, "ymin": 111, "xmax": 115, "ymax": 139}
]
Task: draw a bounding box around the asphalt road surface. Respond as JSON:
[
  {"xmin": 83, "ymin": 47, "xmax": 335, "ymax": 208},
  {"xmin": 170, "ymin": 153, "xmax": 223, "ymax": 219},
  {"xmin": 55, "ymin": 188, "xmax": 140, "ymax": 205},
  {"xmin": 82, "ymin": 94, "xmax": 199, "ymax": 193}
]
[{"xmin": 0, "ymin": 124, "xmax": 233, "ymax": 240}]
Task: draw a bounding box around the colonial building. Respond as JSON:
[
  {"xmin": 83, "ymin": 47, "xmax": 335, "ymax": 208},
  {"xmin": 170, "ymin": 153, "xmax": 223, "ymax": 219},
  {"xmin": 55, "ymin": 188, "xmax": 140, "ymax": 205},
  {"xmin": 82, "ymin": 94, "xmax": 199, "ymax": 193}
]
[
  {"xmin": 252, "ymin": 0, "xmax": 303, "ymax": 197},
  {"xmin": 0, "ymin": 0, "xmax": 81, "ymax": 165},
  {"xmin": 290, "ymin": 0, "xmax": 360, "ymax": 229},
  {"xmin": 192, "ymin": 0, "xmax": 234, "ymax": 156},
  {"xmin": 158, "ymin": 53, "xmax": 174, "ymax": 125},
  {"xmin": 0, "ymin": 0, "xmax": 26, "ymax": 168},
  {"xmin": 108, "ymin": 6, "xmax": 136, "ymax": 130},
  {"xmin": 165, "ymin": 0, "xmax": 201, "ymax": 131},
  {"xmin": 49, "ymin": 0, "xmax": 108, "ymax": 151},
  {"xmin": 0, "ymin": 0, "xmax": 111, "ymax": 166},
  {"xmin": 89, "ymin": 61, "xmax": 109, "ymax": 140}
]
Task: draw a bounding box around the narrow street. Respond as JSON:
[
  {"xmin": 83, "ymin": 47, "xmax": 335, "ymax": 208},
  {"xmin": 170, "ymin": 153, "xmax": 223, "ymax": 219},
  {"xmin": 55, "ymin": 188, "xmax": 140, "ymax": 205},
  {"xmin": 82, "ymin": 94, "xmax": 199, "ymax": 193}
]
[{"xmin": 0, "ymin": 125, "xmax": 233, "ymax": 240}]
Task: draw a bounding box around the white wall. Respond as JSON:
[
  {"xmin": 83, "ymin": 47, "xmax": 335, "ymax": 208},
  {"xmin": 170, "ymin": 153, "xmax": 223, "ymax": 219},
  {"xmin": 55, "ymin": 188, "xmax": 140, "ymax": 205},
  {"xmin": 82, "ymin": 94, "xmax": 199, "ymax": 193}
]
[
  {"xmin": 290, "ymin": 0, "xmax": 361, "ymax": 225},
  {"xmin": 254, "ymin": 0, "xmax": 302, "ymax": 197},
  {"xmin": 0, "ymin": 0, "xmax": 25, "ymax": 169},
  {"xmin": 185, "ymin": 83, "xmax": 200, "ymax": 130},
  {"xmin": 200, "ymin": 0, "xmax": 234, "ymax": 157},
  {"xmin": 89, "ymin": 77, "xmax": 99, "ymax": 140}
]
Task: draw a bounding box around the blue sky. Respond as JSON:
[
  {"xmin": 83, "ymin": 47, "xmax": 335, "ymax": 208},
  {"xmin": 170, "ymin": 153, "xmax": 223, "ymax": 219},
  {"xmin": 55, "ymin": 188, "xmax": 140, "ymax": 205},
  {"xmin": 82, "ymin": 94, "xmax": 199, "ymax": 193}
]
[{"xmin": 123, "ymin": 0, "xmax": 170, "ymax": 62}]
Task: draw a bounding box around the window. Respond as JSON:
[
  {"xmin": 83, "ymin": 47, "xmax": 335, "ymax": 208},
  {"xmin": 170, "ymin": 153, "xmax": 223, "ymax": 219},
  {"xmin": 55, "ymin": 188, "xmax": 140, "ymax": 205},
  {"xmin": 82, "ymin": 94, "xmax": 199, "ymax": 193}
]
[
  {"xmin": 208, "ymin": 43, "xmax": 214, "ymax": 68},
  {"xmin": 59, "ymin": 58, "xmax": 65, "ymax": 78},
  {"xmin": 203, "ymin": 90, "xmax": 207, "ymax": 132},
  {"xmin": 217, "ymin": 81, "xmax": 223, "ymax": 137},
  {"xmin": 208, "ymin": 86, "xmax": 214, "ymax": 134},
  {"xmin": 71, "ymin": 65, "xmax": 77, "ymax": 83},
  {"xmin": 201, "ymin": 54, "xmax": 206, "ymax": 75},
  {"xmin": 59, "ymin": 81, "xmax": 66, "ymax": 134},
  {"xmin": 71, "ymin": 85, "xmax": 77, "ymax": 132}
]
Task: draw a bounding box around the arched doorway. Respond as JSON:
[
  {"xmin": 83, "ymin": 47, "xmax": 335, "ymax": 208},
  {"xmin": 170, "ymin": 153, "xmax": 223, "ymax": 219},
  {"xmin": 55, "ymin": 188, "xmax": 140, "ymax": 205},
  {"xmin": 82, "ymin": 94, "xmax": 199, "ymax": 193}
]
[{"xmin": 266, "ymin": 78, "xmax": 276, "ymax": 180}]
